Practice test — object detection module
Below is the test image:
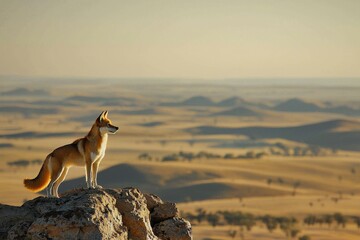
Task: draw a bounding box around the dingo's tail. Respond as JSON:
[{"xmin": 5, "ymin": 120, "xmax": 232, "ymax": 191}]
[{"xmin": 24, "ymin": 155, "xmax": 51, "ymax": 192}]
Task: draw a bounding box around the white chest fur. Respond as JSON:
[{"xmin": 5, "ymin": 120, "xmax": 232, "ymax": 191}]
[{"xmin": 91, "ymin": 134, "xmax": 108, "ymax": 162}]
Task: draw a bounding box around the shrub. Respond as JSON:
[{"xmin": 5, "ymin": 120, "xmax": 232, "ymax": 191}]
[{"xmin": 299, "ymin": 235, "xmax": 311, "ymax": 240}]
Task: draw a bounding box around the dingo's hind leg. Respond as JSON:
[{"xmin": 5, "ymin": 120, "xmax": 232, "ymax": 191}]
[
  {"xmin": 52, "ymin": 167, "xmax": 69, "ymax": 198},
  {"xmin": 47, "ymin": 157, "xmax": 64, "ymax": 198}
]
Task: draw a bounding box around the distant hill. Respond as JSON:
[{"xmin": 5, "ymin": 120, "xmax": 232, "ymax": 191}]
[
  {"xmin": 217, "ymin": 96, "xmax": 247, "ymax": 107},
  {"xmin": 60, "ymin": 163, "xmax": 160, "ymax": 193},
  {"xmin": 160, "ymin": 95, "xmax": 270, "ymax": 109},
  {"xmin": 0, "ymin": 87, "xmax": 49, "ymax": 97},
  {"xmin": 274, "ymin": 98, "xmax": 321, "ymax": 112},
  {"xmin": 189, "ymin": 119, "xmax": 360, "ymax": 151},
  {"xmin": 115, "ymin": 108, "xmax": 160, "ymax": 115},
  {"xmin": 274, "ymin": 98, "xmax": 360, "ymax": 116},
  {"xmin": 212, "ymin": 106, "xmax": 264, "ymax": 117},
  {"xmin": 138, "ymin": 121, "xmax": 164, "ymax": 127},
  {"xmin": 65, "ymin": 95, "xmax": 111, "ymax": 103},
  {"xmin": 60, "ymin": 163, "xmax": 288, "ymax": 202},
  {"xmin": 326, "ymin": 106, "xmax": 360, "ymax": 116},
  {"xmin": 0, "ymin": 106, "xmax": 58, "ymax": 116},
  {"xmin": 161, "ymin": 96, "xmax": 216, "ymax": 107},
  {"xmin": 0, "ymin": 143, "xmax": 13, "ymax": 148},
  {"xmin": 0, "ymin": 131, "xmax": 78, "ymax": 139},
  {"xmin": 160, "ymin": 182, "xmax": 288, "ymax": 202},
  {"xmin": 181, "ymin": 96, "xmax": 215, "ymax": 106},
  {"xmin": 31, "ymin": 100, "xmax": 77, "ymax": 107},
  {"xmin": 69, "ymin": 113, "xmax": 103, "ymax": 123},
  {"xmin": 65, "ymin": 95, "xmax": 135, "ymax": 106}
]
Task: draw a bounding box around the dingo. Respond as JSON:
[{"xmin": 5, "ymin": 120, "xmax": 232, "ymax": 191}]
[{"xmin": 24, "ymin": 111, "xmax": 119, "ymax": 197}]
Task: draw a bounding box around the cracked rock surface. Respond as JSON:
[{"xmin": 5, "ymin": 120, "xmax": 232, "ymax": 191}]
[{"xmin": 0, "ymin": 188, "xmax": 192, "ymax": 240}]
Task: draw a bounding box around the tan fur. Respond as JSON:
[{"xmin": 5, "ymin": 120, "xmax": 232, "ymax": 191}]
[
  {"xmin": 23, "ymin": 111, "xmax": 119, "ymax": 197},
  {"xmin": 24, "ymin": 155, "xmax": 51, "ymax": 192}
]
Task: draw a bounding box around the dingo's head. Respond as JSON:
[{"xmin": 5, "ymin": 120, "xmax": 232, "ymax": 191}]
[{"xmin": 96, "ymin": 111, "xmax": 119, "ymax": 134}]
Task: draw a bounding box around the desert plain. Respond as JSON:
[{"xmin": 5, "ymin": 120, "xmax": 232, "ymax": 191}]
[{"xmin": 0, "ymin": 77, "xmax": 360, "ymax": 239}]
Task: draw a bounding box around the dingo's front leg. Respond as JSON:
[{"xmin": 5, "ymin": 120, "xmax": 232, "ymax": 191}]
[
  {"xmin": 85, "ymin": 157, "xmax": 93, "ymax": 189},
  {"xmin": 92, "ymin": 160, "xmax": 102, "ymax": 188}
]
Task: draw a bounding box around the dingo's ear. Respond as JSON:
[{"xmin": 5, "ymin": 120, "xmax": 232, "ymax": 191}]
[
  {"xmin": 97, "ymin": 111, "xmax": 106, "ymax": 122},
  {"xmin": 104, "ymin": 110, "xmax": 108, "ymax": 119}
]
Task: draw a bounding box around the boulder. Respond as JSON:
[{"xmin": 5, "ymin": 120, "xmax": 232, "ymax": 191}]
[
  {"xmin": 151, "ymin": 202, "xmax": 179, "ymax": 224},
  {"xmin": 113, "ymin": 188, "xmax": 157, "ymax": 240},
  {"xmin": 153, "ymin": 217, "xmax": 193, "ymax": 240},
  {"xmin": 0, "ymin": 188, "xmax": 192, "ymax": 240}
]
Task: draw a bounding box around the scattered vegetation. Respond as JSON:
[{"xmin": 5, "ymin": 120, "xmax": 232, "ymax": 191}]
[
  {"xmin": 7, "ymin": 159, "xmax": 42, "ymax": 167},
  {"xmin": 298, "ymin": 235, "xmax": 311, "ymax": 240},
  {"xmin": 266, "ymin": 177, "xmax": 302, "ymax": 196},
  {"xmin": 270, "ymin": 143, "xmax": 330, "ymax": 157},
  {"xmin": 183, "ymin": 209, "xmax": 300, "ymax": 239},
  {"xmin": 138, "ymin": 142, "xmax": 334, "ymax": 163},
  {"xmin": 0, "ymin": 143, "xmax": 14, "ymax": 148},
  {"xmin": 182, "ymin": 209, "xmax": 358, "ymax": 239},
  {"xmin": 302, "ymin": 213, "xmax": 353, "ymax": 229},
  {"xmin": 138, "ymin": 150, "xmax": 267, "ymax": 162}
]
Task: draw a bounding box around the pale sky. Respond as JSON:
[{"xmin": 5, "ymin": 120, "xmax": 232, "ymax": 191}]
[{"xmin": 0, "ymin": 0, "xmax": 359, "ymax": 79}]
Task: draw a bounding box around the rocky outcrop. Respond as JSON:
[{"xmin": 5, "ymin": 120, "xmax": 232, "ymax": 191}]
[
  {"xmin": 153, "ymin": 218, "xmax": 192, "ymax": 240},
  {"xmin": 0, "ymin": 187, "xmax": 192, "ymax": 240}
]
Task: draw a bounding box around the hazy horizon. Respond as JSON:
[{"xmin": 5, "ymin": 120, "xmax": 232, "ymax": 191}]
[
  {"xmin": 1, "ymin": 0, "xmax": 360, "ymax": 80},
  {"xmin": 1, "ymin": 75, "xmax": 360, "ymax": 88}
]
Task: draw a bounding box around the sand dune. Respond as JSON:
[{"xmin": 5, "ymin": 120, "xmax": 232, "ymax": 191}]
[
  {"xmin": 0, "ymin": 106, "xmax": 58, "ymax": 116},
  {"xmin": 161, "ymin": 95, "xmax": 272, "ymax": 111},
  {"xmin": 160, "ymin": 182, "xmax": 289, "ymax": 202},
  {"xmin": 114, "ymin": 108, "xmax": 160, "ymax": 115},
  {"xmin": 162, "ymin": 95, "xmax": 249, "ymax": 107},
  {"xmin": 217, "ymin": 96, "xmax": 246, "ymax": 107},
  {"xmin": 189, "ymin": 119, "xmax": 360, "ymax": 151},
  {"xmin": 58, "ymin": 164, "xmax": 159, "ymax": 194},
  {"xmin": 274, "ymin": 98, "xmax": 322, "ymax": 112},
  {"xmin": 0, "ymin": 131, "xmax": 78, "ymax": 139},
  {"xmin": 138, "ymin": 121, "xmax": 164, "ymax": 127},
  {"xmin": 1, "ymin": 81, "xmax": 360, "ymax": 240},
  {"xmin": 275, "ymin": 98, "xmax": 360, "ymax": 116},
  {"xmin": 69, "ymin": 115, "xmax": 99, "ymax": 124},
  {"xmin": 0, "ymin": 143, "xmax": 13, "ymax": 148},
  {"xmin": 212, "ymin": 106, "xmax": 265, "ymax": 117},
  {"xmin": 59, "ymin": 163, "xmax": 276, "ymax": 202},
  {"xmin": 65, "ymin": 95, "xmax": 135, "ymax": 106},
  {"xmin": 0, "ymin": 87, "xmax": 49, "ymax": 97},
  {"xmin": 161, "ymin": 96, "xmax": 216, "ymax": 107}
]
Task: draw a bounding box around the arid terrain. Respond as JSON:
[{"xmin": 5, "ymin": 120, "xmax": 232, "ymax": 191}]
[{"xmin": 1, "ymin": 77, "xmax": 360, "ymax": 239}]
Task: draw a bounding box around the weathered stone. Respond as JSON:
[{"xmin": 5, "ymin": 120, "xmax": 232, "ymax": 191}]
[
  {"xmin": 153, "ymin": 217, "xmax": 193, "ymax": 240},
  {"xmin": 22, "ymin": 196, "xmax": 64, "ymax": 216},
  {"xmin": 0, "ymin": 204, "xmax": 35, "ymax": 235},
  {"xmin": 0, "ymin": 188, "xmax": 192, "ymax": 240},
  {"xmin": 7, "ymin": 221, "xmax": 32, "ymax": 240},
  {"xmin": 114, "ymin": 187, "xmax": 158, "ymax": 240},
  {"xmin": 144, "ymin": 193, "xmax": 163, "ymax": 211},
  {"xmin": 26, "ymin": 189, "xmax": 127, "ymax": 240},
  {"xmin": 151, "ymin": 202, "xmax": 179, "ymax": 224}
]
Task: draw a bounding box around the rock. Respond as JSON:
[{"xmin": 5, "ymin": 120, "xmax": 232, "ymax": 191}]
[
  {"xmin": 114, "ymin": 188, "xmax": 157, "ymax": 240},
  {"xmin": 151, "ymin": 202, "xmax": 179, "ymax": 224},
  {"xmin": 0, "ymin": 188, "xmax": 192, "ymax": 240},
  {"xmin": 143, "ymin": 193, "xmax": 179, "ymax": 224},
  {"xmin": 26, "ymin": 189, "xmax": 127, "ymax": 240},
  {"xmin": 0, "ymin": 204, "xmax": 36, "ymax": 236},
  {"xmin": 7, "ymin": 221, "xmax": 32, "ymax": 240},
  {"xmin": 22, "ymin": 195, "xmax": 63, "ymax": 216},
  {"xmin": 144, "ymin": 193, "xmax": 163, "ymax": 211},
  {"xmin": 153, "ymin": 217, "xmax": 193, "ymax": 240}
]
